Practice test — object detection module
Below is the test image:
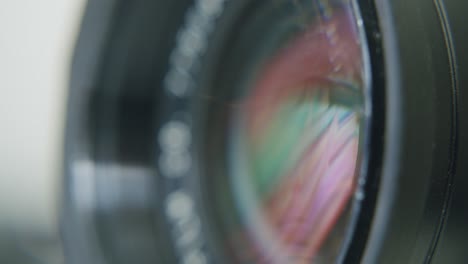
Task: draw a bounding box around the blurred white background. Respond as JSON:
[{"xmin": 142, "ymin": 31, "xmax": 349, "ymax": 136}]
[{"xmin": 0, "ymin": 0, "xmax": 85, "ymax": 253}]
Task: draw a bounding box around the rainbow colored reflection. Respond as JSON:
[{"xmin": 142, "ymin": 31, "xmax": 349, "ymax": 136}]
[{"xmin": 230, "ymin": 6, "xmax": 366, "ymax": 263}]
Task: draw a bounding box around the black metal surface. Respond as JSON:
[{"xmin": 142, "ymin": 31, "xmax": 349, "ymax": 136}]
[
  {"xmin": 342, "ymin": 0, "xmax": 385, "ymax": 262},
  {"xmin": 65, "ymin": 0, "xmax": 192, "ymax": 263},
  {"xmin": 432, "ymin": 0, "xmax": 468, "ymax": 262},
  {"xmin": 363, "ymin": 0, "xmax": 460, "ymax": 263}
]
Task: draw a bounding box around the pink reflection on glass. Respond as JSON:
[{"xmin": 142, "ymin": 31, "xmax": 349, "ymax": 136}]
[{"xmin": 238, "ymin": 7, "xmax": 365, "ymax": 263}]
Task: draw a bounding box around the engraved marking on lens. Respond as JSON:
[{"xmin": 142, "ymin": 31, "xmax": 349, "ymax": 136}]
[
  {"xmin": 164, "ymin": 0, "xmax": 227, "ymax": 97},
  {"xmin": 183, "ymin": 250, "xmax": 208, "ymax": 264},
  {"xmin": 197, "ymin": 0, "xmax": 224, "ymax": 17},
  {"xmin": 159, "ymin": 121, "xmax": 191, "ymax": 152},
  {"xmin": 165, "ymin": 69, "xmax": 192, "ymax": 97},
  {"xmin": 166, "ymin": 191, "xmax": 194, "ymax": 220},
  {"xmin": 165, "ymin": 190, "xmax": 205, "ymax": 263},
  {"xmin": 161, "ymin": 0, "xmax": 229, "ymax": 262},
  {"xmin": 159, "ymin": 151, "xmax": 192, "ymax": 178},
  {"xmin": 159, "ymin": 121, "xmax": 192, "ymax": 178},
  {"xmin": 176, "ymin": 217, "xmax": 202, "ymax": 248}
]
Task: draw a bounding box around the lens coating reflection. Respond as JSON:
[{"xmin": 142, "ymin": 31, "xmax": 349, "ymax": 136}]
[{"xmin": 228, "ymin": 2, "xmax": 368, "ymax": 263}]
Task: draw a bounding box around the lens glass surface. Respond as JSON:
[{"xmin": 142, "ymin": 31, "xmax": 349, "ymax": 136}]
[{"xmin": 202, "ymin": 1, "xmax": 369, "ymax": 263}]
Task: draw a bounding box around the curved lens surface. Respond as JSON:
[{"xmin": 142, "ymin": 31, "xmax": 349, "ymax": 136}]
[{"xmin": 227, "ymin": 1, "xmax": 369, "ymax": 263}]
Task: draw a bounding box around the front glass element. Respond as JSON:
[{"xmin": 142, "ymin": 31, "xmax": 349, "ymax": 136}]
[{"xmin": 204, "ymin": 1, "xmax": 370, "ymax": 263}]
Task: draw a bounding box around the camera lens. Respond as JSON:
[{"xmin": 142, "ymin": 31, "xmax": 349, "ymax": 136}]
[
  {"xmin": 153, "ymin": 1, "xmax": 373, "ymax": 263},
  {"xmin": 64, "ymin": 1, "xmax": 373, "ymax": 263},
  {"xmin": 197, "ymin": 3, "xmax": 370, "ymax": 262},
  {"xmin": 62, "ymin": 0, "xmax": 468, "ymax": 263}
]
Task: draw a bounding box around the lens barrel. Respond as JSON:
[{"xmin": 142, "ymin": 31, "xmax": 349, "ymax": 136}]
[{"xmin": 64, "ymin": 0, "xmax": 468, "ymax": 263}]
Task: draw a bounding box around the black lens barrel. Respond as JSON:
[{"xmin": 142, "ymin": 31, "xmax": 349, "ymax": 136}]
[{"xmin": 65, "ymin": 0, "xmax": 468, "ymax": 263}]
